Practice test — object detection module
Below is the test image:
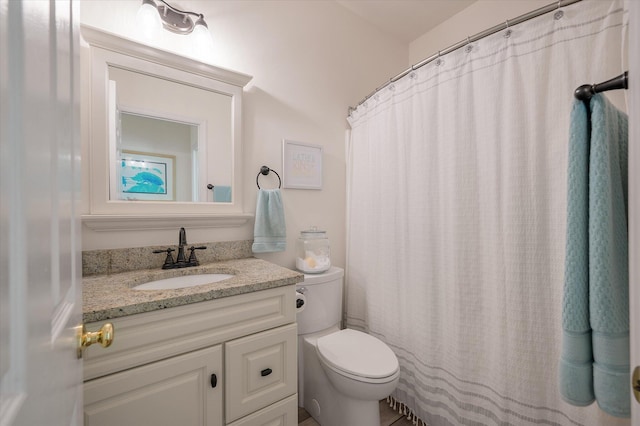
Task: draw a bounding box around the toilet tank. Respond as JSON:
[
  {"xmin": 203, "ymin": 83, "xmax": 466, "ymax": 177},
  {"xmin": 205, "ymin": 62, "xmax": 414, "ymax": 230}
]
[{"xmin": 296, "ymin": 266, "xmax": 344, "ymax": 335}]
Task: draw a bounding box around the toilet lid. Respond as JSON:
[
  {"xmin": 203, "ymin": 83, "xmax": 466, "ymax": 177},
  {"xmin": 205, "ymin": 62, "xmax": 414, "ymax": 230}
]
[{"xmin": 316, "ymin": 329, "xmax": 399, "ymax": 379}]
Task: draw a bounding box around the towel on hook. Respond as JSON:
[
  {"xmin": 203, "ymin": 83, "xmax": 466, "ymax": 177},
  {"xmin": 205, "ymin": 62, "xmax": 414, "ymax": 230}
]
[
  {"xmin": 559, "ymin": 94, "xmax": 629, "ymax": 418},
  {"xmin": 252, "ymin": 189, "xmax": 286, "ymax": 253},
  {"xmin": 213, "ymin": 186, "xmax": 232, "ymax": 202}
]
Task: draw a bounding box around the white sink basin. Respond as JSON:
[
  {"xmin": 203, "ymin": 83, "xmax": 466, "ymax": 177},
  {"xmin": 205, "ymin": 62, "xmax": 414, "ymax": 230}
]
[{"xmin": 133, "ymin": 273, "xmax": 234, "ymax": 291}]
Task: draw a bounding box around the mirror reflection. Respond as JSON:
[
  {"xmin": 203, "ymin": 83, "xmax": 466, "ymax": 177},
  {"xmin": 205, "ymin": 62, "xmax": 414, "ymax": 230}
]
[
  {"xmin": 108, "ymin": 66, "xmax": 233, "ymax": 203},
  {"xmin": 118, "ymin": 113, "xmax": 196, "ymax": 201}
]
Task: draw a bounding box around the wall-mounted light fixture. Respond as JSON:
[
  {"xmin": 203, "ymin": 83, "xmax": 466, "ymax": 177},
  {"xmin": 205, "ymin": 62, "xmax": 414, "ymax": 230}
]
[{"xmin": 138, "ymin": 0, "xmax": 209, "ymax": 36}]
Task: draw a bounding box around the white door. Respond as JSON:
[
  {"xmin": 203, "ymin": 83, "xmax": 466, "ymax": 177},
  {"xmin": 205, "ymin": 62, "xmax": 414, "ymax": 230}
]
[{"xmin": 0, "ymin": 1, "xmax": 83, "ymax": 425}]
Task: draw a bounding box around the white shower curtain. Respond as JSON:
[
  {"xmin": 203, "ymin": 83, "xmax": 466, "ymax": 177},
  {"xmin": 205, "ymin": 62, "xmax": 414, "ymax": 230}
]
[{"xmin": 346, "ymin": 1, "xmax": 629, "ymax": 425}]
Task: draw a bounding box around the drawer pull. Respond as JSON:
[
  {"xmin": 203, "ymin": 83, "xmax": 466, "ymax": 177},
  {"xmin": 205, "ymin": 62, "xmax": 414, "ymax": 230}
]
[
  {"xmin": 210, "ymin": 373, "xmax": 218, "ymax": 388},
  {"xmin": 260, "ymin": 368, "xmax": 273, "ymax": 377}
]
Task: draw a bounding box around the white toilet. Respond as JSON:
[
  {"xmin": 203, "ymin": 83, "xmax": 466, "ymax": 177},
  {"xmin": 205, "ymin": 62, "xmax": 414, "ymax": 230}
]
[{"xmin": 296, "ymin": 267, "xmax": 399, "ymax": 426}]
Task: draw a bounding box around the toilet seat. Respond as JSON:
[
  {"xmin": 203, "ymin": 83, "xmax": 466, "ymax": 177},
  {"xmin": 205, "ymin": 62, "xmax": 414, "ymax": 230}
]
[{"xmin": 316, "ymin": 329, "xmax": 399, "ymax": 383}]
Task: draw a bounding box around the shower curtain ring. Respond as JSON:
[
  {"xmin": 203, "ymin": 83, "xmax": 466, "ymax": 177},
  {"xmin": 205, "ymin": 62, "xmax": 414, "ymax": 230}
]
[
  {"xmin": 504, "ymin": 19, "xmax": 512, "ymax": 38},
  {"xmin": 408, "ymin": 64, "xmax": 417, "ymax": 79},
  {"xmin": 465, "ymin": 36, "xmax": 473, "ymax": 53},
  {"xmin": 554, "ymin": 0, "xmax": 564, "ymax": 19},
  {"xmin": 436, "ymin": 50, "xmax": 444, "ymax": 66}
]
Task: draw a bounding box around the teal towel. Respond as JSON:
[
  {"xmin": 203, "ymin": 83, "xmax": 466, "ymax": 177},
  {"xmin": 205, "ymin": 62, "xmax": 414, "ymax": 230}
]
[
  {"xmin": 252, "ymin": 189, "xmax": 286, "ymax": 253},
  {"xmin": 213, "ymin": 186, "xmax": 232, "ymax": 202},
  {"xmin": 559, "ymin": 94, "xmax": 629, "ymax": 418}
]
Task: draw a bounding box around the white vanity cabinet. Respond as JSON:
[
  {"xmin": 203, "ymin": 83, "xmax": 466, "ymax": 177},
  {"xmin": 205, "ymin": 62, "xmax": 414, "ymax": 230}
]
[{"xmin": 83, "ymin": 286, "xmax": 298, "ymax": 426}]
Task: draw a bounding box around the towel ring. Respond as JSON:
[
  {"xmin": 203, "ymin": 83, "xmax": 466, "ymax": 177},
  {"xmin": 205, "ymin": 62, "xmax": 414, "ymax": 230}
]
[{"xmin": 256, "ymin": 166, "xmax": 282, "ymax": 189}]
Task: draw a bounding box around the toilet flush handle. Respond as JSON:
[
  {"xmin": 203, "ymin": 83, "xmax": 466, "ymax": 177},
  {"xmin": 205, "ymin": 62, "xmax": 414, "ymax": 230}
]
[{"xmin": 296, "ymin": 287, "xmax": 307, "ymax": 310}]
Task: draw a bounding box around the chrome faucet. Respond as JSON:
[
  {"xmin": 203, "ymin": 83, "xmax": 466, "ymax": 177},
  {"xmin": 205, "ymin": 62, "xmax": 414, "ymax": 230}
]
[{"xmin": 153, "ymin": 227, "xmax": 207, "ymax": 269}]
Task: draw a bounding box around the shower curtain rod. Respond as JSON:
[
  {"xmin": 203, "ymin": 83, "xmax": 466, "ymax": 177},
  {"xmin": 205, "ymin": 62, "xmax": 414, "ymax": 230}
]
[{"xmin": 348, "ymin": 0, "xmax": 582, "ymax": 115}]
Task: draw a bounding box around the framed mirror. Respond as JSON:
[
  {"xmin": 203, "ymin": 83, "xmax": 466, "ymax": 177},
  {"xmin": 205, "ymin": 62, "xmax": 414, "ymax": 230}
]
[{"xmin": 81, "ymin": 26, "xmax": 253, "ymax": 230}]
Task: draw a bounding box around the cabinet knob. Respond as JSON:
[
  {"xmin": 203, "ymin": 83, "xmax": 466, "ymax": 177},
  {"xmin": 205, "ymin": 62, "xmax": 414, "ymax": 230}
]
[
  {"xmin": 76, "ymin": 323, "xmax": 114, "ymax": 359},
  {"xmin": 210, "ymin": 373, "xmax": 218, "ymax": 388},
  {"xmin": 260, "ymin": 368, "xmax": 272, "ymax": 377}
]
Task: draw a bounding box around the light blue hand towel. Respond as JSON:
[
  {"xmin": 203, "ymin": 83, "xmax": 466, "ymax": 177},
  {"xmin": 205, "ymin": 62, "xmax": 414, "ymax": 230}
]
[
  {"xmin": 252, "ymin": 189, "xmax": 286, "ymax": 253},
  {"xmin": 559, "ymin": 94, "xmax": 629, "ymax": 418},
  {"xmin": 213, "ymin": 186, "xmax": 232, "ymax": 202}
]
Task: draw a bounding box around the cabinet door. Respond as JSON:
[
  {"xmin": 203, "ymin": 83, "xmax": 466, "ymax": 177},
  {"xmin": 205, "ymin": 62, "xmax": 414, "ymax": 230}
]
[
  {"xmin": 84, "ymin": 345, "xmax": 223, "ymax": 426},
  {"xmin": 227, "ymin": 395, "xmax": 297, "ymax": 426},
  {"xmin": 225, "ymin": 324, "xmax": 297, "ymax": 422}
]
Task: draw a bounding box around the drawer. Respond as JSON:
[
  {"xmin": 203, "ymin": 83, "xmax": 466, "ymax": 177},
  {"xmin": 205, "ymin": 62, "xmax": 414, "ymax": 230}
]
[
  {"xmin": 227, "ymin": 395, "xmax": 297, "ymax": 426},
  {"xmin": 225, "ymin": 324, "xmax": 297, "ymax": 422},
  {"xmin": 84, "ymin": 286, "xmax": 295, "ymax": 381}
]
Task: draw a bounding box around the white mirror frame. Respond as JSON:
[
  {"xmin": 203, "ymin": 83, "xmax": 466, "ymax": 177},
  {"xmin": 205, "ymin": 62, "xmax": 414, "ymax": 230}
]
[{"xmin": 81, "ymin": 26, "xmax": 253, "ymax": 231}]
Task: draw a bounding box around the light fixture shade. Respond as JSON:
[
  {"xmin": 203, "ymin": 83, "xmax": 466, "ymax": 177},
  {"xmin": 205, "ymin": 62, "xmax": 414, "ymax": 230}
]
[
  {"xmin": 194, "ymin": 15, "xmax": 208, "ymax": 30},
  {"xmin": 192, "ymin": 18, "xmax": 211, "ymax": 42},
  {"xmin": 192, "ymin": 17, "xmax": 213, "ymax": 58},
  {"xmin": 136, "ymin": 0, "xmax": 162, "ymax": 39}
]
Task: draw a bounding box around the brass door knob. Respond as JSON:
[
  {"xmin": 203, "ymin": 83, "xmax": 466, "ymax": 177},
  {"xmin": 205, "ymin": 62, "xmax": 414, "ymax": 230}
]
[
  {"xmin": 633, "ymin": 366, "xmax": 640, "ymax": 403},
  {"xmin": 76, "ymin": 323, "xmax": 114, "ymax": 359}
]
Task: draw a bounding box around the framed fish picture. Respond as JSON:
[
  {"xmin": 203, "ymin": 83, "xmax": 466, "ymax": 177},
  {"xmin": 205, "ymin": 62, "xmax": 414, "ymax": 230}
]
[{"xmin": 119, "ymin": 150, "xmax": 175, "ymax": 201}]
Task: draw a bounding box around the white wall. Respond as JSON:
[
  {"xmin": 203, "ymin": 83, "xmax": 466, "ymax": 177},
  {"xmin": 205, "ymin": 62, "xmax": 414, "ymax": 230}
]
[
  {"xmin": 80, "ymin": 0, "xmax": 568, "ymax": 270},
  {"xmin": 409, "ymin": 0, "xmax": 549, "ymax": 64},
  {"xmin": 80, "ymin": 1, "xmax": 409, "ymax": 270}
]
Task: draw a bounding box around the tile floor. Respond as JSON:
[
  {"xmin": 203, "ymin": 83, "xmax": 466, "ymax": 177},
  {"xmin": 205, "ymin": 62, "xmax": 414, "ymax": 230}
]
[{"xmin": 298, "ymin": 400, "xmax": 415, "ymax": 426}]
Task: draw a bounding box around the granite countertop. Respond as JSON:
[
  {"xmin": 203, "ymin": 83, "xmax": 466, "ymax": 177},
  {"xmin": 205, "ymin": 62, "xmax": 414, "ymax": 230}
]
[{"xmin": 83, "ymin": 257, "xmax": 303, "ymax": 323}]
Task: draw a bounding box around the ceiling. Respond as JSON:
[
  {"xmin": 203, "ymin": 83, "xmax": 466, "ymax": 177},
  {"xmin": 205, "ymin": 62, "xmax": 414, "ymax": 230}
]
[{"xmin": 335, "ymin": 0, "xmax": 477, "ymax": 44}]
